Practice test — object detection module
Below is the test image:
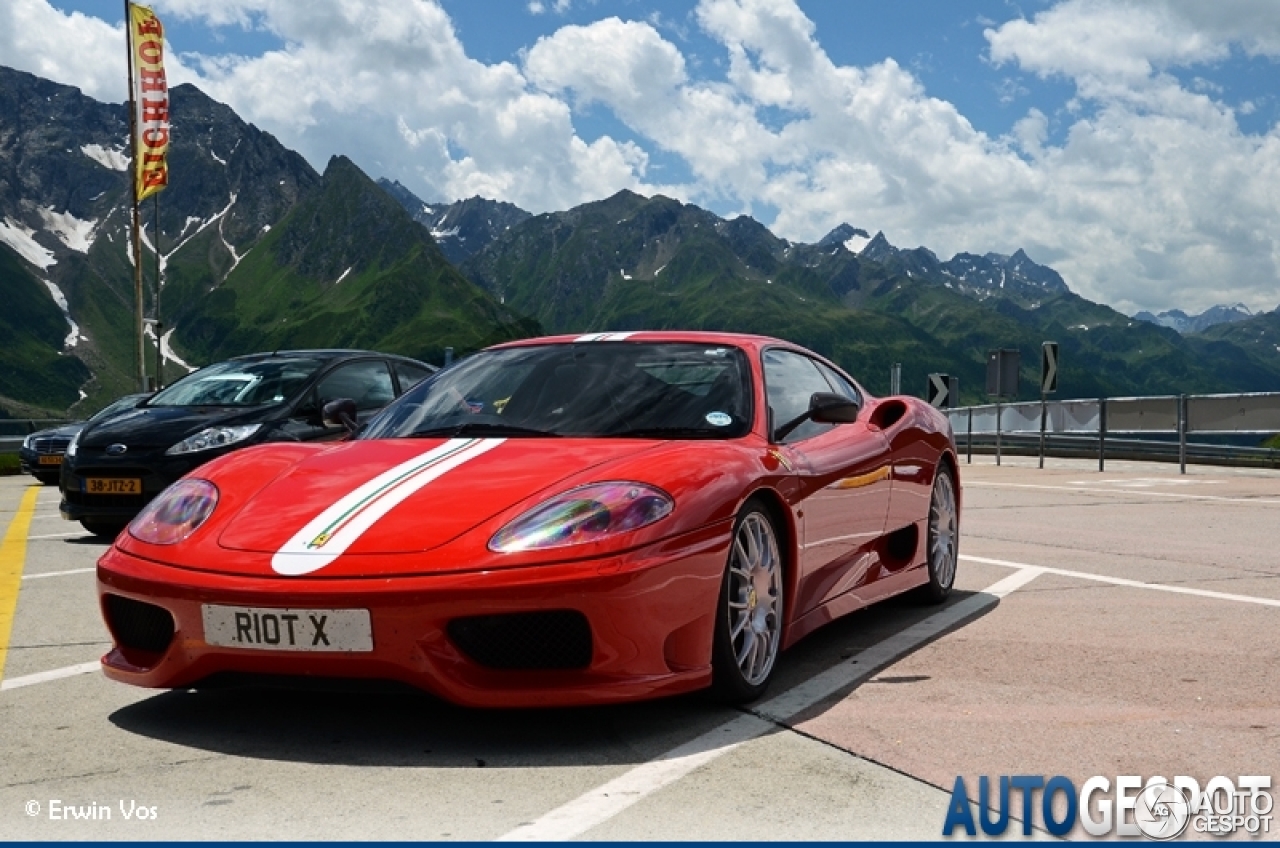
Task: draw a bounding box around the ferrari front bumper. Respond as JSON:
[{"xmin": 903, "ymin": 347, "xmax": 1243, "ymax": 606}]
[{"xmin": 96, "ymin": 523, "xmax": 730, "ymax": 708}]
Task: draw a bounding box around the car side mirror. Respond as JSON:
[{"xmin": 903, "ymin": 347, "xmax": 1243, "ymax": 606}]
[
  {"xmin": 322, "ymin": 398, "xmax": 358, "ymax": 432},
  {"xmin": 809, "ymin": 391, "xmax": 861, "ymax": 424},
  {"xmin": 773, "ymin": 392, "xmax": 861, "ymax": 442}
]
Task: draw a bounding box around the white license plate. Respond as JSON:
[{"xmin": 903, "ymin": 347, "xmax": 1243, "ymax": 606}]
[{"xmin": 201, "ymin": 605, "xmax": 373, "ymax": 652}]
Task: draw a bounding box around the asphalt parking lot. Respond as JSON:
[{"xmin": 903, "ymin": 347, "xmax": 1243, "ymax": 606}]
[{"xmin": 1, "ymin": 456, "xmax": 1276, "ymax": 840}]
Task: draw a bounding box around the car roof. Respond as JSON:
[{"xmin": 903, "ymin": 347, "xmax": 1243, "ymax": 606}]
[
  {"xmin": 226, "ymin": 349, "xmax": 434, "ymax": 368},
  {"xmin": 488, "ymin": 330, "xmax": 789, "ymax": 352}
]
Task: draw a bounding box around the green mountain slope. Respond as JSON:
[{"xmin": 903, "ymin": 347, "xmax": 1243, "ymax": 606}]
[
  {"xmin": 177, "ymin": 156, "xmax": 535, "ymax": 365},
  {"xmin": 0, "ymin": 244, "xmax": 91, "ymax": 410}
]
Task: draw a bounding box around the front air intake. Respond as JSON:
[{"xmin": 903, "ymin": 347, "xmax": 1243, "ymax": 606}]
[
  {"xmin": 103, "ymin": 594, "xmax": 175, "ymax": 655},
  {"xmin": 447, "ymin": 610, "xmax": 592, "ymax": 670}
]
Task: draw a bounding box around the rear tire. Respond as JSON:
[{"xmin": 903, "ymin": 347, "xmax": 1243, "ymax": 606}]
[
  {"xmin": 80, "ymin": 518, "xmax": 127, "ymax": 539},
  {"xmin": 915, "ymin": 465, "xmax": 958, "ymax": 604},
  {"xmin": 711, "ymin": 500, "xmax": 784, "ymax": 704},
  {"xmin": 33, "ymin": 473, "xmax": 60, "ymax": 486}
]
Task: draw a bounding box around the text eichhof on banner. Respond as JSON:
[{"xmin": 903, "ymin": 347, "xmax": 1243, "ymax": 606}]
[{"xmin": 128, "ymin": 3, "xmax": 169, "ymax": 201}]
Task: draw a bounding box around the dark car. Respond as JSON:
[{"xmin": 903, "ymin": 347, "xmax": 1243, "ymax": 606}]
[
  {"xmin": 60, "ymin": 349, "xmax": 435, "ymax": 536},
  {"xmin": 20, "ymin": 393, "xmax": 152, "ymax": 485}
]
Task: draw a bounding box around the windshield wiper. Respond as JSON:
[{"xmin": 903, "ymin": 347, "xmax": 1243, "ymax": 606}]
[
  {"xmin": 606, "ymin": 426, "xmax": 723, "ymax": 439},
  {"xmin": 408, "ymin": 422, "xmax": 560, "ymax": 438}
]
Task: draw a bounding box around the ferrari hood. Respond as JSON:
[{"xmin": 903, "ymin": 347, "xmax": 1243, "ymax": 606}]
[{"xmin": 215, "ymin": 437, "xmax": 663, "ymax": 573}]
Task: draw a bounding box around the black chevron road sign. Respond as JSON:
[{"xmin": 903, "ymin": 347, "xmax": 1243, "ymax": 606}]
[
  {"xmin": 928, "ymin": 373, "xmax": 958, "ymax": 408},
  {"xmin": 1041, "ymin": 341, "xmax": 1059, "ymax": 395}
]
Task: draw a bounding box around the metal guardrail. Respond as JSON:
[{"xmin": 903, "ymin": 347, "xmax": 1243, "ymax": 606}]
[{"xmin": 946, "ymin": 392, "xmax": 1280, "ymax": 472}]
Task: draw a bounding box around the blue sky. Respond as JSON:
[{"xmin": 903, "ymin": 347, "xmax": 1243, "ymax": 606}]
[{"xmin": 4, "ymin": 0, "xmax": 1280, "ymax": 316}]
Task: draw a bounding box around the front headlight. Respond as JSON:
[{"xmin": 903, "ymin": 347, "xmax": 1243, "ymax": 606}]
[
  {"xmin": 488, "ymin": 482, "xmax": 674, "ymax": 553},
  {"xmin": 66, "ymin": 431, "xmax": 80, "ymax": 457},
  {"xmin": 129, "ymin": 479, "xmax": 219, "ymax": 545},
  {"xmin": 22, "ymin": 433, "xmax": 34, "ymax": 450},
  {"xmin": 165, "ymin": 423, "xmax": 262, "ymax": 456}
]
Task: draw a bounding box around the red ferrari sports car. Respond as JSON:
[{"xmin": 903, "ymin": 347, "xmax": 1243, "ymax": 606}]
[{"xmin": 98, "ymin": 331, "xmax": 960, "ymax": 707}]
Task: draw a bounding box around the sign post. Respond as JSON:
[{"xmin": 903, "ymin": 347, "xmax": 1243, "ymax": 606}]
[
  {"xmin": 1039, "ymin": 341, "xmax": 1058, "ymax": 468},
  {"xmin": 986, "ymin": 349, "xmax": 1020, "ymax": 466}
]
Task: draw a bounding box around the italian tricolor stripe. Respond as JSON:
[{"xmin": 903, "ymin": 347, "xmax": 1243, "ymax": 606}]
[{"xmin": 272, "ymin": 438, "xmax": 505, "ymax": 576}]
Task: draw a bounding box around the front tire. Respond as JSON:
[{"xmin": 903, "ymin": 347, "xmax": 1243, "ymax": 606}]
[
  {"xmin": 711, "ymin": 501, "xmax": 784, "ymax": 703},
  {"xmin": 916, "ymin": 465, "xmax": 958, "ymax": 604}
]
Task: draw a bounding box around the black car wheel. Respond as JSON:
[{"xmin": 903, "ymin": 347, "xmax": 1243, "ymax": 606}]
[
  {"xmin": 33, "ymin": 473, "xmax": 60, "ymax": 486},
  {"xmin": 711, "ymin": 499, "xmax": 784, "ymax": 704}
]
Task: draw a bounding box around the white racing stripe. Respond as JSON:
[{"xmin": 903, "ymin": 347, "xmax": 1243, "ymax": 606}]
[
  {"xmin": 572, "ymin": 332, "xmax": 636, "ymax": 342},
  {"xmin": 272, "ymin": 438, "xmax": 505, "ymax": 576},
  {"xmin": 0, "ymin": 660, "xmax": 100, "ymax": 691},
  {"xmin": 498, "ymin": 569, "xmax": 1041, "ymax": 841},
  {"xmin": 961, "ymin": 554, "xmax": 1280, "ymax": 607}
]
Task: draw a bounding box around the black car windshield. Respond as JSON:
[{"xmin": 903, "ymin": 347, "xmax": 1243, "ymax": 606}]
[
  {"xmin": 88, "ymin": 392, "xmax": 149, "ymax": 421},
  {"xmin": 360, "ymin": 342, "xmax": 753, "ymax": 440},
  {"xmin": 148, "ymin": 357, "xmax": 326, "ymax": 407}
]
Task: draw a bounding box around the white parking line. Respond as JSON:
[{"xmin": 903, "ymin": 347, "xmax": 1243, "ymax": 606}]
[
  {"xmin": 28, "ymin": 531, "xmax": 89, "ymax": 541},
  {"xmin": 498, "ymin": 568, "xmax": 1041, "ymax": 841},
  {"xmin": 960, "ymin": 554, "xmax": 1280, "ymax": 607},
  {"xmin": 0, "ymin": 660, "xmax": 100, "ymax": 691},
  {"xmin": 966, "ymin": 481, "xmax": 1280, "ymax": 505},
  {"xmin": 22, "ymin": 567, "xmax": 95, "ymax": 580}
]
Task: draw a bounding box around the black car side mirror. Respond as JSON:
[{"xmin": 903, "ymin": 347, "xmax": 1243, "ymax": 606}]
[
  {"xmin": 322, "ymin": 398, "xmax": 358, "ymax": 432},
  {"xmin": 773, "ymin": 392, "xmax": 861, "ymax": 442}
]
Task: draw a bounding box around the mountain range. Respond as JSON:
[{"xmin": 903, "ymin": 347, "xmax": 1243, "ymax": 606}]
[
  {"xmin": 1132, "ymin": 304, "xmax": 1253, "ymax": 334},
  {"xmin": 2, "ymin": 64, "xmax": 1279, "ymax": 418}
]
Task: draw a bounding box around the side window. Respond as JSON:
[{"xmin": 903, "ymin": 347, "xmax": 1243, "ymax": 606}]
[
  {"xmin": 762, "ymin": 349, "xmax": 839, "ymax": 443},
  {"xmin": 814, "ymin": 361, "xmax": 862, "ymax": 405},
  {"xmin": 395, "ymin": 362, "xmax": 433, "ymax": 392},
  {"xmin": 316, "ymin": 360, "xmax": 396, "ymax": 412}
]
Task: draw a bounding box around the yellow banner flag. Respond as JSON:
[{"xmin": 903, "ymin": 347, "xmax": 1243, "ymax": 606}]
[{"xmin": 128, "ymin": 3, "xmax": 169, "ymax": 201}]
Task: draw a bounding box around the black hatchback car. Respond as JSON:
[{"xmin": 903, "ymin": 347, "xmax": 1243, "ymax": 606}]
[{"xmin": 60, "ymin": 349, "xmax": 435, "ymax": 536}]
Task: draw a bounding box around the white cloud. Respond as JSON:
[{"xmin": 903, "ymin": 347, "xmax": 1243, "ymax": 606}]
[{"xmin": 1, "ymin": 0, "xmax": 1278, "ymax": 315}]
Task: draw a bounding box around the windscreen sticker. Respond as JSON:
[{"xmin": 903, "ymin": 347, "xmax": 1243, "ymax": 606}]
[
  {"xmin": 271, "ymin": 437, "xmax": 505, "ymax": 576},
  {"xmin": 705, "ymin": 412, "xmax": 732, "ymax": 427},
  {"xmin": 573, "ymin": 332, "xmax": 636, "ymax": 342}
]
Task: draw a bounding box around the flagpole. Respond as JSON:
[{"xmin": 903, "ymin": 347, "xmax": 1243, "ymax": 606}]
[
  {"xmin": 153, "ymin": 192, "xmax": 162, "ymax": 389},
  {"xmin": 125, "ymin": 0, "xmax": 148, "ymax": 392}
]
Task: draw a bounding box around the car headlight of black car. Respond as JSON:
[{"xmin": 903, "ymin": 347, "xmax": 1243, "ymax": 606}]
[
  {"xmin": 65, "ymin": 431, "xmax": 80, "ymax": 457},
  {"xmin": 22, "ymin": 433, "xmax": 35, "ymax": 450},
  {"xmin": 165, "ymin": 424, "xmax": 263, "ymax": 456}
]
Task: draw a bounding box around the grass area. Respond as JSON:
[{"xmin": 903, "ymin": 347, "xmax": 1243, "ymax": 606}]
[
  {"xmin": 1264, "ymin": 434, "xmax": 1280, "ymax": 450},
  {"xmin": 0, "ymin": 453, "xmax": 20, "ymax": 475}
]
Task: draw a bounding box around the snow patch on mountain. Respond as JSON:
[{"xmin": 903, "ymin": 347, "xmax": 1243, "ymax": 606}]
[
  {"xmin": 38, "ymin": 206, "xmax": 97, "ymax": 253},
  {"xmin": 80, "ymin": 143, "xmax": 127, "ymax": 171},
  {"xmin": 41, "ymin": 279, "xmax": 82, "ymax": 348},
  {"xmin": 0, "ymin": 218, "xmax": 56, "ymax": 268}
]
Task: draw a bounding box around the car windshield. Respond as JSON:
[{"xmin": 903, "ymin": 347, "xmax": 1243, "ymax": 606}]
[
  {"xmin": 88, "ymin": 393, "xmax": 148, "ymax": 421},
  {"xmin": 360, "ymin": 342, "xmax": 753, "ymax": 440},
  {"xmin": 148, "ymin": 357, "xmax": 326, "ymax": 407}
]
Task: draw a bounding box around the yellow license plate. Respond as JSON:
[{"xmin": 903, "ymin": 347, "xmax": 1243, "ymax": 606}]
[
  {"xmin": 83, "ymin": 477, "xmax": 142, "ymax": 495},
  {"xmin": 37, "ymin": 455, "xmax": 63, "ymax": 465}
]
